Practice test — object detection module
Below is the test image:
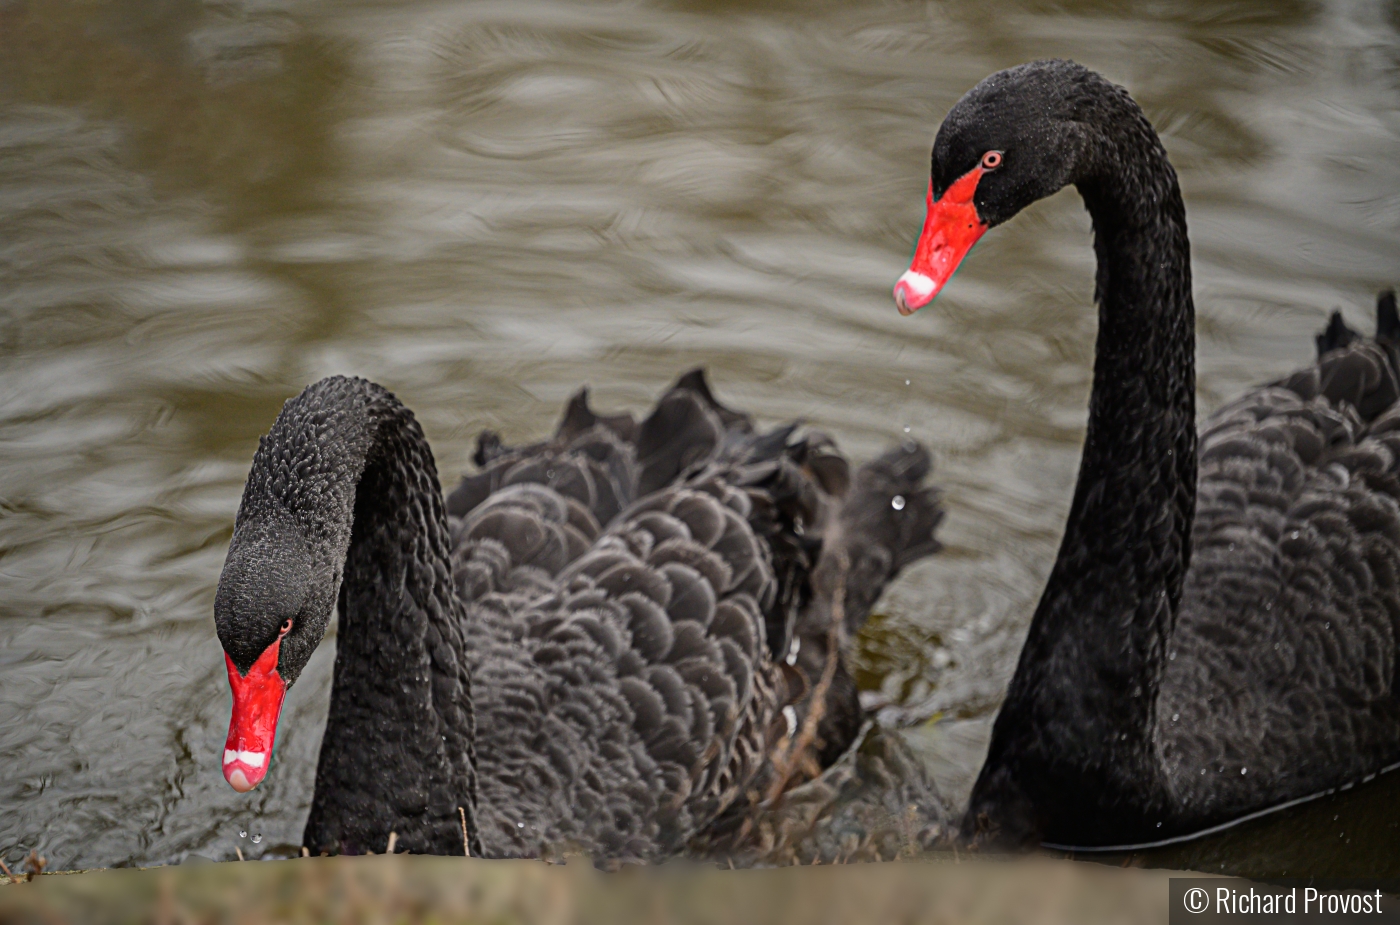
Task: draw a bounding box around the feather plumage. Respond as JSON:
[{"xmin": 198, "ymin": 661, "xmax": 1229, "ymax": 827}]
[
  {"xmin": 930, "ymin": 58, "xmax": 1400, "ymax": 848},
  {"xmin": 214, "ymin": 370, "xmax": 945, "ymax": 861}
]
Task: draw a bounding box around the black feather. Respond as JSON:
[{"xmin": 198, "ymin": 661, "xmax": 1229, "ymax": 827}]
[
  {"xmin": 1316, "ymin": 310, "xmax": 1359, "ymax": 358},
  {"xmin": 214, "ymin": 371, "xmax": 945, "ymax": 862},
  {"xmin": 926, "ymin": 60, "xmax": 1400, "ymax": 849}
]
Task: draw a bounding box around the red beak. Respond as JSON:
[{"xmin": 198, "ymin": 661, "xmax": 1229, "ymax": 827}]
[
  {"xmin": 222, "ymin": 636, "xmax": 287, "ymax": 793},
  {"xmin": 893, "ymin": 168, "xmax": 989, "ymax": 315}
]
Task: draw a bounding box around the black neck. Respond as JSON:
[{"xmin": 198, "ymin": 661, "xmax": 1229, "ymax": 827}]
[
  {"xmin": 277, "ymin": 378, "xmax": 480, "ymax": 857},
  {"xmin": 974, "ymin": 103, "xmax": 1197, "ymax": 841}
]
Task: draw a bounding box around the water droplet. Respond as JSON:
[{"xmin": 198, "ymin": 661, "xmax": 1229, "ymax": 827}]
[
  {"xmin": 903, "ymin": 425, "xmax": 911, "ymax": 433},
  {"xmin": 239, "ymin": 831, "xmax": 247, "ymax": 838},
  {"xmin": 1172, "ymin": 713, "xmax": 1179, "ymax": 722},
  {"xmin": 517, "ymin": 822, "xmax": 524, "ymax": 828},
  {"xmin": 1241, "ymin": 768, "xmax": 1247, "ymax": 775},
  {"xmin": 891, "ymin": 495, "xmax": 905, "ymax": 511},
  {"xmin": 251, "ymin": 834, "xmax": 262, "ymax": 844},
  {"xmin": 904, "ymin": 380, "xmax": 911, "ymax": 386},
  {"xmin": 1156, "ymin": 822, "xmax": 1162, "ymax": 828}
]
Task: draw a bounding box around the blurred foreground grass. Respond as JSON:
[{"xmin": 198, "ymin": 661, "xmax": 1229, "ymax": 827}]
[{"xmin": 0, "ymin": 854, "xmax": 1175, "ymax": 924}]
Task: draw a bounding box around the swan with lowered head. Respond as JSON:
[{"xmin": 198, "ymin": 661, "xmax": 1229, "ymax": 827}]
[{"xmin": 213, "ymin": 370, "xmax": 943, "ymax": 859}]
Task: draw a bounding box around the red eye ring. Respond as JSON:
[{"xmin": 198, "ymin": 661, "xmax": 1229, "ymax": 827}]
[
  {"xmin": 280, "ymin": 619, "xmax": 294, "ymax": 636},
  {"xmin": 981, "ymin": 150, "xmax": 1003, "ymax": 170}
]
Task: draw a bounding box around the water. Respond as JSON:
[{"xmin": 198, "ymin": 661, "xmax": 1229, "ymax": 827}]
[{"xmin": 1, "ymin": 0, "xmax": 1397, "ymax": 874}]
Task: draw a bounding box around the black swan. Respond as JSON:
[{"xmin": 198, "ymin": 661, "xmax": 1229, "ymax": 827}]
[
  {"xmin": 213, "ymin": 370, "xmax": 943, "ymax": 859},
  {"xmin": 893, "ymin": 59, "xmax": 1400, "ymax": 849}
]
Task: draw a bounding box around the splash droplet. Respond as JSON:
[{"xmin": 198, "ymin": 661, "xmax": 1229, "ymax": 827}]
[{"xmin": 891, "ymin": 495, "xmax": 906, "ymax": 511}]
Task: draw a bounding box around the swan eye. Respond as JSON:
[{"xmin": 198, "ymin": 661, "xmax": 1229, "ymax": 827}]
[
  {"xmin": 280, "ymin": 618, "xmax": 294, "ymax": 636},
  {"xmin": 981, "ymin": 150, "xmax": 1003, "ymax": 170}
]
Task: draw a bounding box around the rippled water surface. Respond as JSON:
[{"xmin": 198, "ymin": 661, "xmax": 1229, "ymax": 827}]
[{"xmin": 2, "ymin": 0, "xmax": 1398, "ymax": 874}]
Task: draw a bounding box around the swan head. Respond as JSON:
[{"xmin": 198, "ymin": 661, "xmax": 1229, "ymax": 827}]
[
  {"xmin": 895, "ymin": 59, "xmax": 1097, "ymax": 314},
  {"xmin": 214, "ymin": 509, "xmax": 338, "ymax": 792}
]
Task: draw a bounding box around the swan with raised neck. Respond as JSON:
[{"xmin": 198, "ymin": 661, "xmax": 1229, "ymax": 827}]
[{"xmin": 898, "ymin": 59, "xmax": 1400, "ymax": 847}]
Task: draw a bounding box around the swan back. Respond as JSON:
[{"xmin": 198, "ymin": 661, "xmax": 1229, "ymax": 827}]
[
  {"xmin": 1162, "ymin": 293, "xmax": 1400, "ymax": 827},
  {"xmin": 441, "ymin": 371, "xmax": 943, "ymax": 859}
]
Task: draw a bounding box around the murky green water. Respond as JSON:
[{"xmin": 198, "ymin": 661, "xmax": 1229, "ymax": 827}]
[{"xmin": 2, "ymin": 0, "xmax": 1397, "ymax": 874}]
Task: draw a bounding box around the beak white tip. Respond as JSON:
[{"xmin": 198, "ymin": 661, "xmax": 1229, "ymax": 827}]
[
  {"xmin": 223, "ymin": 749, "xmax": 268, "ymax": 792},
  {"xmin": 894, "ymin": 271, "xmax": 938, "ymax": 315},
  {"xmin": 226, "ymin": 767, "xmax": 255, "ymax": 793}
]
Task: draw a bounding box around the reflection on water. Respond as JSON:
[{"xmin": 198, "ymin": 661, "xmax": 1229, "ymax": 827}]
[{"xmin": 1, "ymin": 0, "xmax": 1397, "ymax": 873}]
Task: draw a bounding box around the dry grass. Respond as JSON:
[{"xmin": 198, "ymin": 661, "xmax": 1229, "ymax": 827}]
[{"xmin": 0, "ymin": 854, "xmax": 1176, "ymax": 925}]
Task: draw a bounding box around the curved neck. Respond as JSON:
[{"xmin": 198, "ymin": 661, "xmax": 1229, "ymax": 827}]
[
  {"xmin": 1068, "ymin": 125, "xmax": 1198, "ymax": 628},
  {"xmin": 258, "ymin": 377, "xmax": 480, "ymax": 856},
  {"xmin": 978, "ymin": 107, "xmax": 1197, "ymax": 839}
]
